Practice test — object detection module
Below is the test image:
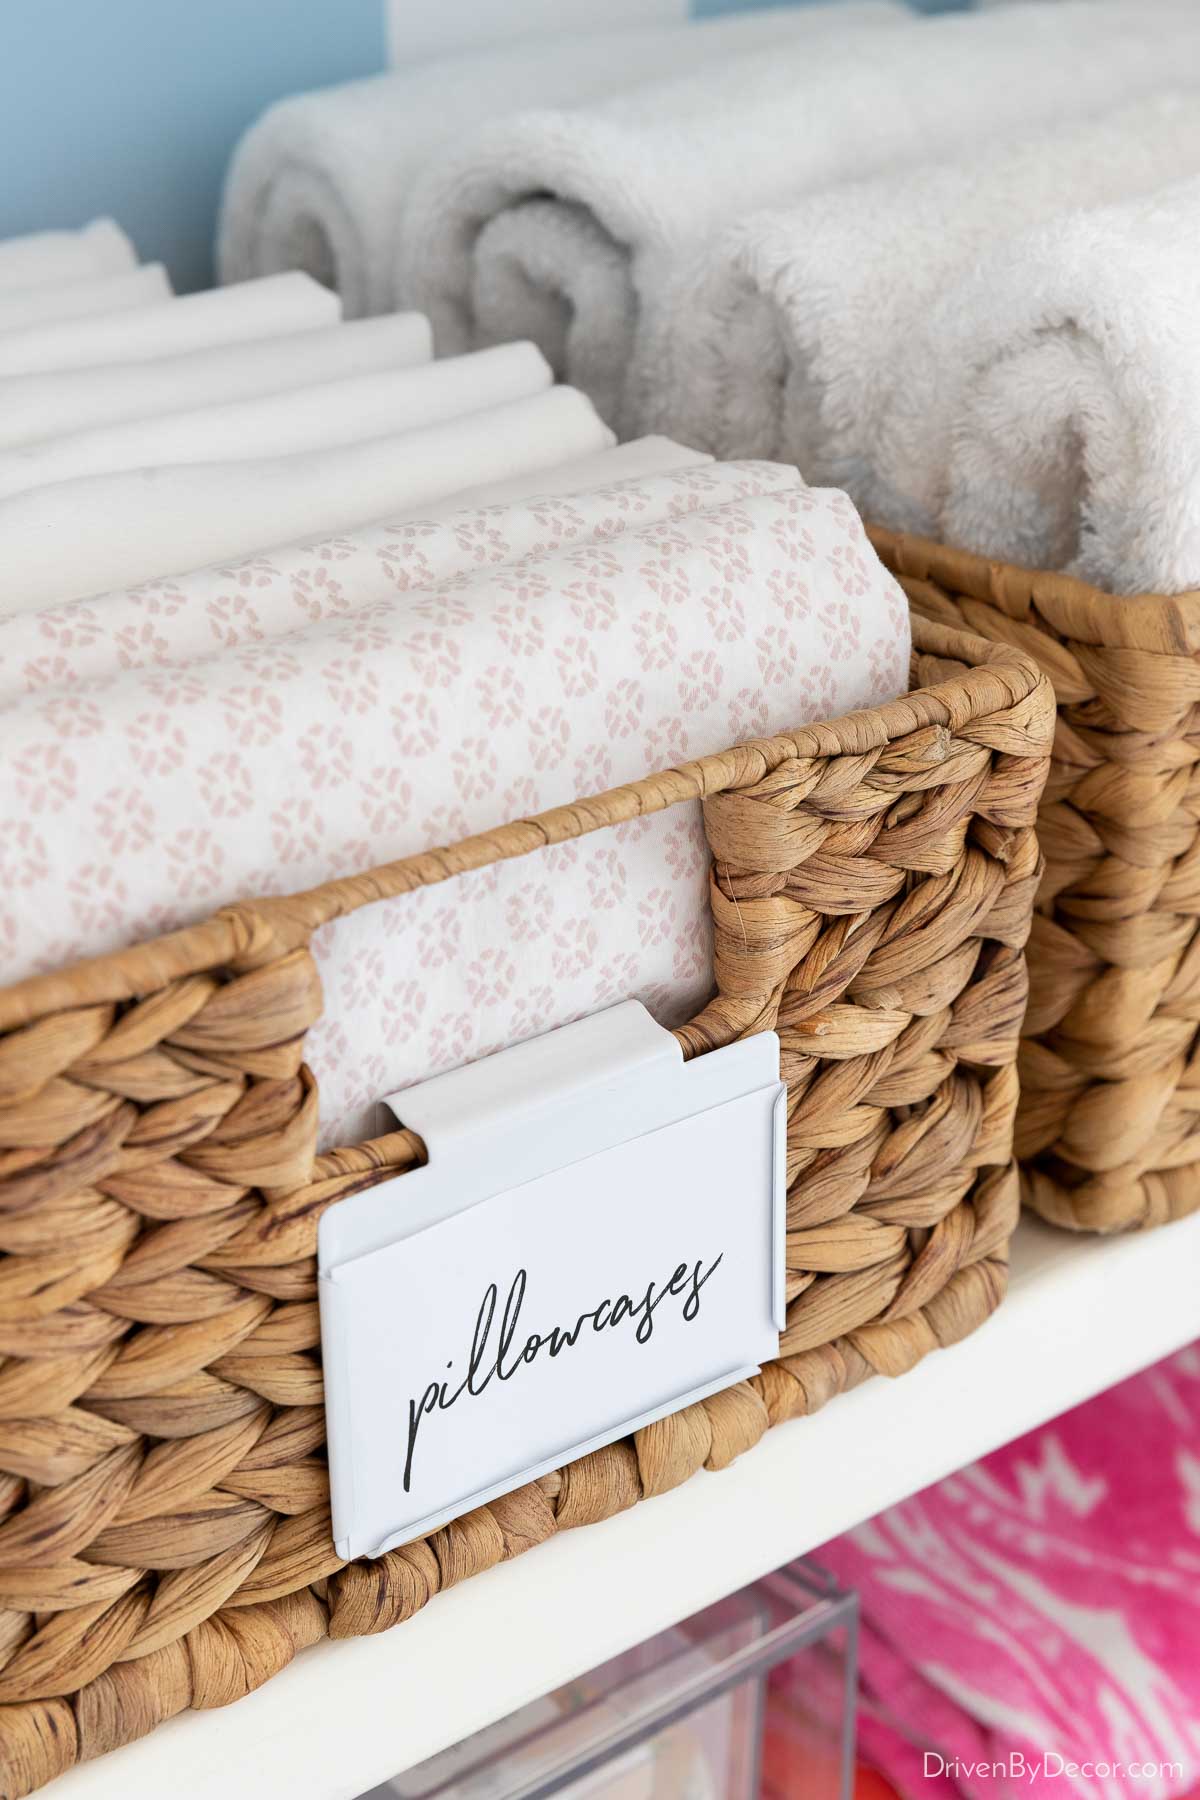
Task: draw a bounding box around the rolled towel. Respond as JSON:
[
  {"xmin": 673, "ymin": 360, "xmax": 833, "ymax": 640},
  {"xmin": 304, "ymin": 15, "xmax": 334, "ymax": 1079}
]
[
  {"xmin": 0, "ymin": 341, "xmax": 551, "ymax": 501},
  {"xmin": 662, "ymin": 92, "xmax": 1200, "ymax": 483},
  {"xmin": 0, "ymin": 385, "xmax": 613, "ymax": 613},
  {"xmin": 0, "ymin": 218, "xmax": 136, "ymax": 290},
  {"xmin": 920, "ymin": 176, "xmax": 1200, "ymax": 595},
  {"xmin": 219, "ymin": 5, "xmax": 905, "ymax": 319},
  {"xmin": 403, "ymin": 0, "xmax": 1200, "ymax": 439},
  {"xmin": 0, "ymin": 312, "xmax": 432, "ymax": 452},
  {"xmin": 0, "ymin": 270, "xmax": 339, "ymax": 379},
  {"xmin": 0, "ymin": 436, "xmax": 711, "ymax": 701},
  {"xmin": 0, "ymin": 263, "xmax": 170, "ymax": 339},
  {"xmin": 0, "ymin": 463, "xmax": 909, "ymax": 1144}
]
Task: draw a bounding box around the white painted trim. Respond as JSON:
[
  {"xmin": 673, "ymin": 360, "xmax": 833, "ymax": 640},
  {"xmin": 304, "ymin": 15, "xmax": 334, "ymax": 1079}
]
[{"xmin": 385, "ymin": 0, "xmax": 687, "ymax": 65}]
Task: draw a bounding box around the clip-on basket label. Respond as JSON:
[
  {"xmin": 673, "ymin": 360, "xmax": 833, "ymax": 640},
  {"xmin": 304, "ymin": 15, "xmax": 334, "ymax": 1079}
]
[{"xmin": 319, "ymin": 1000, "xmax": 786, "ymax": 1560}]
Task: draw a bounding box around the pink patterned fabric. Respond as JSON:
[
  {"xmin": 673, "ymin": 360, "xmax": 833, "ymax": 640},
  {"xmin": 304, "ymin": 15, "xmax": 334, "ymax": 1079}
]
[
  {"xmin": 0, "ymin": 462, "xmax": 908, "ymax": 1146},
  {"xmin": 817, "ymin": 1343, "xmax": 1200, "ymax": 1800}
]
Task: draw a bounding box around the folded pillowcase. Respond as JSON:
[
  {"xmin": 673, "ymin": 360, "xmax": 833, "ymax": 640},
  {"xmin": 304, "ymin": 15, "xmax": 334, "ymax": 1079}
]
[
  {"xmin": 0, "ymin": 385, "xmax": 614, "ymax": 613},
  {"xmin": 0, "ymin": 437, "xmax": 711, "ymax": 702},
  {"xmin": 0, "ymin": 218, "xmax": 136, "ymax": 290},
  {"xmin": 0, "ymin": 269, "xmax": 339, "ymax": 378},
  {"xmin": 0, "ymin": 312, "xmax": 433, "ymax": 452},
  {"xmin": 0, "ymin": 464, "xmax": 910, "ymax": 1144},
  {"xmin": 0, "ymin": 342, "xmax": 551, "ymax": 501},
  {"xmin": 0, "ymin": 263, "xmax": 170, "ymax": 338}
]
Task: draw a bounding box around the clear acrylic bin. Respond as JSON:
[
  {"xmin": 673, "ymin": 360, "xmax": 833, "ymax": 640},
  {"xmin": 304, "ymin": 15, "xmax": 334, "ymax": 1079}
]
[{"xmin": 361, "ymin": 1561, "xmax": 857, "ymax": 1800}]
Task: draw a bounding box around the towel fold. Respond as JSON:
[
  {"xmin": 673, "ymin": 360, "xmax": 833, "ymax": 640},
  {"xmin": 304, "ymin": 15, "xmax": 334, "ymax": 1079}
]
[
  {"xmin": 0, "ymin": 262, "xmax": 170, "ymax": 339},
  {"xmin": 403, "ymin": 0, "xmax": 1200, "ymax": 439},
  {"xmin": 0, "ymin": 312, "xmax": 432, "ymax": 452},
  {"xmin": 0, "ymin": 462, "xmax": 909, "ymax": 1144},
  {"xmin": 0, "ymin": 218, "xmax": 136, "ymax": 290},
  {"xmin": 0, "ymin": 436, "xmax": 710, "ymax": 701},
  {"xmin": 218, "ymin": 5, "xmax": 905, "ymax": 319},
  {"xmin": 0, "ymin": 270, "xmax": 340, "ymax": 379},
  {"xmin": 921, "ymin": 177, "xmax": 1200, "ymax": 595},
  {"xmin": 658, "ymin": 92, "xmax": 1200, "ymax": 496},
  {"xmin": 818, "ymin": 1344, "xmax": 1200, "ymax": 1800},
  {"xmin": 0, "ymin": 341, "xmax": 551, "ymax": 502},
  {"xmin": 0, "ymin": 385, "xmax": 614, "ymax": 613}
]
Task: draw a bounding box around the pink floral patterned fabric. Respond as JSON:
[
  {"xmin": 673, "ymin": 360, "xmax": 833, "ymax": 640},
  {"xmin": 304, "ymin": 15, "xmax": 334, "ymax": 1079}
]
[
  {"xmin": 0, "ymin": 462, "xmax": 909, "ymax": 1146},
  {"xmin": 817, "ymin": 1343, "xmax": 1200, "ymax": 1800}
]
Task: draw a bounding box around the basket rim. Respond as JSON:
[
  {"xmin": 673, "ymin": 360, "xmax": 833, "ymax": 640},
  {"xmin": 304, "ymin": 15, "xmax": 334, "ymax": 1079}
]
[
  {"xmin": 0, "ymin": 613, "xmax": 1048, "ymax": 1033},
  {"xmin": 869, "ymin": 524, "xmax": 1200, "ymax": 657}
]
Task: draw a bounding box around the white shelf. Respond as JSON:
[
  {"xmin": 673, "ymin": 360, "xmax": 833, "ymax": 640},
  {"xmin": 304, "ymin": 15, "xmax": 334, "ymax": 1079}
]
[{"xmin": 55, "ymin": 1209, "xmax": 1200, "ymax": 1800}]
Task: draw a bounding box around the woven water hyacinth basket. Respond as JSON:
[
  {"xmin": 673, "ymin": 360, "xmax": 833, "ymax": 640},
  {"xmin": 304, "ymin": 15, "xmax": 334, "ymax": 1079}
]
[
  {"xmin": 0, "ymin": 615, "xmax": 1051, "ymax": 1797},
  {"xmin": 872, "ymin": 529, "xmax": 1200, "ymax": 1236}
]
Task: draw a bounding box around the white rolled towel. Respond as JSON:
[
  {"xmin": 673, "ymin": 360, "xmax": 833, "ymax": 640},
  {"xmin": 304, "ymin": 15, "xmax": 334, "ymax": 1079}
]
[
  {"xmin": 218, "ymin": 5, "xmax": 905, "ymax": 319},
  {"xmin": 403, "ymin": 0, "xmax": 1200, "ymax": 439},
  {"xmin": 0, "ymin": 463, "xmax": 909, "ymax": 1145},
  {"xmin": 661, "ymin": 92, "xmax": 1200, "ymax": 496},
  {"xmin": 0, "ymin": 385, "xmax": 613, "ymax": 613},
  {"xmin": 0, "ymin": 312, "xmax": 432, "ymax": 452},
  {"xmin": 0, "ymin": 263, "xmax": 170, "ymax": 339},
  {"xmin": 913, "ymin": 176, "xmax": 1200, "ymax": 596},
  {"xmin": 0, "ymin": 270, "xmax": 340, "ymax": 379},
  {"xmin": 0, "ymin": 342, "xmax": 551, "ymax": 501},
  {"xmin": 0, "ymin": 436, "xmax": 710, "ymax": 702},
  {"xmin": 0, "ymin": 218, "xmax": 136, "ymax": 290}
]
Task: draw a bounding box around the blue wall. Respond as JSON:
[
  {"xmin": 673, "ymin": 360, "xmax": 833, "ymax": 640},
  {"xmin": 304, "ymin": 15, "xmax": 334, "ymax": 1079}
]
[
  {"xmin": 0, "ymin": 0, "xmax": 384, "ymax": 293},
  {"xmin": 1, "ymin": 0, "xmax": 966, "ymax": 293}
]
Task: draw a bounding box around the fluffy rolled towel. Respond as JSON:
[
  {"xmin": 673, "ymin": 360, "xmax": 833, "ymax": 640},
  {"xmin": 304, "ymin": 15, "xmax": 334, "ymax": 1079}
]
[
  {"xmin": 0, "ymin": 435, "xmax": 711, "ymax": 699},
  {"xmin": 0, "ymin": 463, "xmax": 909, "ymax": 1145},
  {"xmin": 0, "ymin": 312, "xmax": 432, "ymax": 452},
  {"xmin": 0, "ymin": 270, "xmax": 339, "ymax": 379},
  {"xmin": 0, "ymin": 262, "xmax": 170, "ymax": 338},
  {"xmin": 0, "ymin": 341, "xmax": 551, "ymax": 501},
  {"xmin": 403, "ymin": 0, "xmax": 1200, "ymax": 439},
  {"xmin": 218, "ymin": 5, "xmax": 905, "ymax": 319},
  {"xmin": 0, "ymin": 218, "xmax": 136, "ymax": 290},
  {"xmin": 661, "ymin": 92, "xmax": 1200, "ymax": 488},
  {"xmin": 0, "ymin": 385, "xmax": 613, "ymax": 613},
  {"xmin": 917, "ymin": 176, "xmax": 1200, "ymax": 595}
]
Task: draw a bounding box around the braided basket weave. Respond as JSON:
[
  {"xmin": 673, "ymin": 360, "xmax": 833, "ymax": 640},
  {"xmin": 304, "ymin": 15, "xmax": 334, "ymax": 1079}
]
[
  {"xmin": 872, "ymin": 530, "xmax": 1200, "ymax": 1236},
  {"xmin": 0, "ymin": 615, "xmax": 1051, "ymax": 1797}
]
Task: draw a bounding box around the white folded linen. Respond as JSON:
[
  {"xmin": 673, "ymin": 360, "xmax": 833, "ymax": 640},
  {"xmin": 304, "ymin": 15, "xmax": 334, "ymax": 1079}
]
[
  {"xmin": 0, "ymin": 463, "xmax": 909, "ymax": 1144},
  {"xmin": 0, "ymin": 385, "xmax": 613, "ymax": 613},
  {"xmin": 924, "ymin": 177, "xmax": 1200, "ymax": 595},
  {"xmin": 428, "ymin": 435, "xmax": 711, "ymax": 514},
  {"xmin": 0, "ymin": 270, "xmax": 340, "ymax": 379},
  {"xmin": 0, "ymin": 263, "xmax": 170, "ymax": 339},
  {"xmin": 0, "ymin": 312, "xmax": 432, "ymax": 452},
  {"xmin": 218, "ymin": 5, "xmax": 905, "ymax": 319},
  {"xmin": 0, "ymin": 342, "xmax": 551, "ymax": 501},
  {"xmin": 0, "ymin": 436, "xmax": 710, "ymax": 701},
  {"xmin": 0, "ymin": 218, "xmax": 136, "ymax": 290},
  {"xmin": 403, "ymin": 0, "xmax": 1200, "ymax": 438},
  {"xmin": 662, "ymin": 91, "xmax": 1200, "ymax": 490}
]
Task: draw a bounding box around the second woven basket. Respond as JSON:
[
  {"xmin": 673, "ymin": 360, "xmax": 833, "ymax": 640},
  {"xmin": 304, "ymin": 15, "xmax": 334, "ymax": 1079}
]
[{"xmin": 874, "ymin": 528, "xmax": 1200, "ymax": 1236}]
